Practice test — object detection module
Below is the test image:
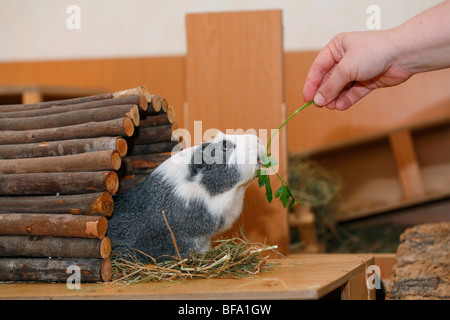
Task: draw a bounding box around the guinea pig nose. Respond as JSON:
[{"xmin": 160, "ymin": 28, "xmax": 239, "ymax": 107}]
[{"xmin": 257, "ymin": 154, "xmax": 262, "ymax": 164}]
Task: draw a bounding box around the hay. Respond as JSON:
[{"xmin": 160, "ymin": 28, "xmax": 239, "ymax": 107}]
[
  {"xmin": 288, "ymin": 158, "xmax": 342, "ymax": 208},
  {"xmin": 110, "ymin": 237, "xmax": 279, "ymax": 285}
]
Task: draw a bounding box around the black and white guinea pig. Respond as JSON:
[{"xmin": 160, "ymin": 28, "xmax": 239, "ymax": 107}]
[{"xmin": 107, "ymin": 131, "xmax": 265, "ymax": 261}]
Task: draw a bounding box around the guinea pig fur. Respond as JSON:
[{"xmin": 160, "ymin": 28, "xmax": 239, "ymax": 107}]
[{"xmin": 107, "ymin": 131, "xmax": 265, "ymax": 261}]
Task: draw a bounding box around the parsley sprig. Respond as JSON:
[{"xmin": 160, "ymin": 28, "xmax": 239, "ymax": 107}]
[{"xmin": 257, "ymin": 101, "xmax": 314, "ymax": 209}]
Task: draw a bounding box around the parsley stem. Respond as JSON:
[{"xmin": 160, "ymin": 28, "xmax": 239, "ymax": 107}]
[
  {"xmin": 266, "ymin": 100, "xmax": 314, "ymax": 156},
  {"xmin": 260, "ymin": 100, "xmax": 314, "ymax": 208}
]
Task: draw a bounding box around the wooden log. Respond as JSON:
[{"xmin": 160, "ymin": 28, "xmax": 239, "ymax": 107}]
[
  {"xmin": 128, "ymin": 140, "xmax": 181, "ymax": 155},
  {"xmin": 140, "ymin": 111, "xmax": 174, "ymax": 128},
  {"xmin": 0, "ymin": 214, "xmax": 107, "ymax": 239},
  {"xmin": 0, "ymin": 104, "xmax": 140, "ymax": 130},
  {"xmin": 132, "ymin": 122, "xmax": 178, "ymax": 145},
  {"xmin": 113, "ymin": 86, "xmax": 152, "ymax": 100},
  {"xmin": 0, "ymin": 95, "xmax": 147, "ymax": 119},
  {"xmin": 140, "ymin": 113, "xmax": 170, "ymax": 127},
  {"xmin": 0, "ymin": 258, "xmax": 112, "ymax": 282},
  {"xmin": 0, "ymin": 236, "xmax": 111, "ymax": 259},
  {"xmin": 0, "ymin": 86, "xmax": 151, "ymax": 112},
  {"xmin": 119, "ymin": 153, "xmax": 171, "ymax": 175},
  {"xmin": 130, "ymin": 141, "xmax": 181, "ymax": 155},
  {"xmin": 0, "ymin": 117, "xmax": 134, "ymax": 145},
  {"xmin": 0, "ymin": 171, "xmax": 119, "ymax": 195},
  {"xmin": 0, "ymin": 150, "xmax": 121, "ymax": 174},
  {"xmin": 0, "ymin": 137, "xmax": 127, "ymax": 159},
  {"xmin": 0, "ymin": 192, "xmax": 114, "ymax": 216},
  {"xmin": 148, "ymin": 94, "xmax": 162, "ymax": 114}
]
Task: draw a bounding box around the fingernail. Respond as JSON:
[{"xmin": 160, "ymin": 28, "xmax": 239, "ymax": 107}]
[{"xmin": 314, "ymin": 92, "xmax": 325, "ymax": 106}]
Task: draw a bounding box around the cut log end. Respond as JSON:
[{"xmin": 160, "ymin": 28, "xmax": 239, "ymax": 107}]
[
  {"xmin": 150, "ymin": 95, "xmax": 162, "ymax": 113},
  {"xmin": 101, "ymin": 259, "xmax": 113, "ymax": 282},
  {"xmin": 167, "ymin": 105, "xmax": 176, "ymax": 124},
  {"xmin": 92, "ymin": 192, "xmax": 114, "ymax": 217},
  {"xmin": 161, "ymin": 97, "xmax": 168, "ymax": 112},
  {"xmin": 127, "ymin": 105, "xmax": 140, "ymax": 126},
  {"xmin": 93, "ymin": 217, "xmax": 108, "ymax": 239},
  {"xmin": 123, "ymin": 117, "xmax": 135, "ymax": 137},
  {"xmin": 116, "ymin": 138, "xmax": 128, "ymax": 157},
  {"xmin": 138, "ymin": 95, "xmax": 149, "ymax": 112},
  {"xmin": 100, "ymin": 237, "xmax": 112, "ymax": 259},
  {"xmin": 110, "ymin": 151, "xmax": 122, "ymax": 171},
  {"xmin": 106, "ymin": 171, "xmax": 119, "ymax": 194}
]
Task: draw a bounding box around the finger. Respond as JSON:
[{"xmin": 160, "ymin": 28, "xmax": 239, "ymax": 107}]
[
  {"xmin": 303, "ymin": 45, "xmax": 341, "ymax": 102},
  {"xmin": 307, "ymin": 64, "xmax": 338, "ymax": 108},
  {"xmin": 314, "ymin": 57, "xmax": 353, "ymax": 106},
  {"xmin": 333, "ymin": 82, "xmax": 373, "ymax": 110}
]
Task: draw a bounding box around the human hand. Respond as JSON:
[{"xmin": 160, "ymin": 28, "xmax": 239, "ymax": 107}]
[{"xmin": 303, "ymin": 31, "xmax": 413, "ymax": 110}]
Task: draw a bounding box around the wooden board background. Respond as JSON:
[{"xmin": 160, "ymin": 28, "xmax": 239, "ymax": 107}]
[{"xmin": 185, "ymin": 10, "xmax": 289, "ymax": 253}]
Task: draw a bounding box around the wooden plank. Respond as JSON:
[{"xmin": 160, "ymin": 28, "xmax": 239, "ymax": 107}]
[
  {"xmin": 21, "ymin": 90, "xmax": 42, "ymax": 104},
  {"xmin": 311, "ymin": 138, "xmax": 403, "ymax": 222},
  {"xmin": 0, "ymin": 254, "xmax": 374, "ymax": 300},
  {"xmin": 389, "ymin": 130, "xmax": 425, "ymax": 199},
  {"xmin": 341, "ymin": 267, "xmax": 375, "ymax": 300},
  {"xmin": 291, "ymin": 116, "xmax": 450, "ymax": 158},
  {"xmin": 413, "ymin": 122, "xmax": 450, "ymax": 196},
  {"xmin": 0, "ymin": 85, "xmax": 102, "ymax": 98},
  {"xmin": 186, "ymin": 10, "xmax": 288, "ymax": 254}
]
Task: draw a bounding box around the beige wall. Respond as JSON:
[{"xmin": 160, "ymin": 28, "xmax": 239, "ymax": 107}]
[{"xmin": 0, "ymin": 0, "xmax": 442, "ymax": 62}]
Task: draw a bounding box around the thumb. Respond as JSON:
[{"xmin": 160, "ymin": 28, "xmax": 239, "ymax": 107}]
[{"xmin": 314, "ymin": 60, "xmax": 352, "ymax": 107}]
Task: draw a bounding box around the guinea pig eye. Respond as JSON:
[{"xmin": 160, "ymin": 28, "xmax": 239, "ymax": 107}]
[{"xmin": 222, "ymin": 140, "xmax": 234, "ymax": 152}]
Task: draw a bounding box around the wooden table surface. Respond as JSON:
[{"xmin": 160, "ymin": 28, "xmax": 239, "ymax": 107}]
[{"xmin": 0, "ymin": 254, "xmax": 375, "ymax": 300}]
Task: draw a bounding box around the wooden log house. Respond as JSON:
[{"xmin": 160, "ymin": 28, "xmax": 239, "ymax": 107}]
[{"xmin": 0, "ymin": 86, "xmax": 180, "ymax": 282}]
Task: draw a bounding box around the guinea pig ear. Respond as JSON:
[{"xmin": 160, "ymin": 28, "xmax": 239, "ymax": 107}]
[{"xmin": 214, "ymin": 130, "xmax": 225, "ymax": 140}]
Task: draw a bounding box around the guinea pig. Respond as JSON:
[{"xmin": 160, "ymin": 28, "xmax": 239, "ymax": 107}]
[{"xmin": 107, "ymin": 131, "xmax": 265, "ymax": 262}]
